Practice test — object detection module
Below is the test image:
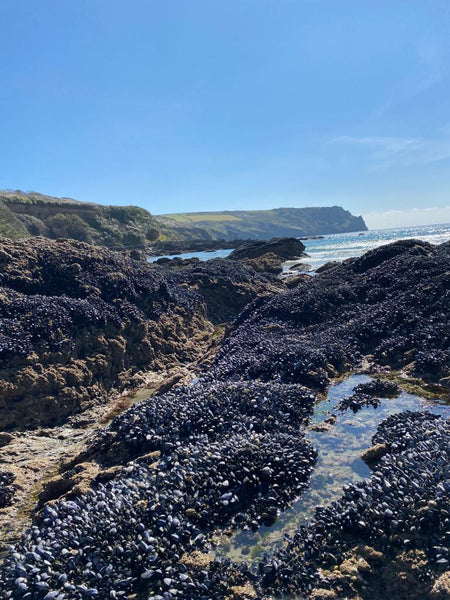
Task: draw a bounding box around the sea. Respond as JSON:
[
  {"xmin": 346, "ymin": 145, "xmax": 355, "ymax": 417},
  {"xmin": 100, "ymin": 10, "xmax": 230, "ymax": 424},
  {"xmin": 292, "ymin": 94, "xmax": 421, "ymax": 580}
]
[{"xmin": 148, "ymin": 222, "xmax": 450, "ymax": 271}]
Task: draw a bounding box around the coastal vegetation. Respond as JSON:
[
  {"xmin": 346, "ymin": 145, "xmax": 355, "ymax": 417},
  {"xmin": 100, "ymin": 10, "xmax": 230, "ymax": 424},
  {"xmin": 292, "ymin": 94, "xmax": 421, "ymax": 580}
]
[
  {"xmin": 158, "ymin": 206, "xmax": 367, "ymax": 240},
  {"xmin": 0, "ymin": 190, "xmax": 173, "ymax": 249},
  {"xmin": 0, "ymin": 190, "xmax": 367, "ymax": 248}
]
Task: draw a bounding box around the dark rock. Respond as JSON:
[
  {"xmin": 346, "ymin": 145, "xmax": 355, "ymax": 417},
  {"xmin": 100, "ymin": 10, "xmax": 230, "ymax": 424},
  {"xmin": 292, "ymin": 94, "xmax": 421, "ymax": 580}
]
[
  {"xmin": 0, "ymin": 470, "xmax": 15, "ymax": 508},
  {"xmin": 337, "ymin": 380, "xmax": 400, "ymax": 412},
  {"xmin": 214, "ymin": 240, "xmax": 450, "ymax": 388},
  {"xmin": 285, "ymin": 274, "xmax": 313, "ymax": 289},
  {"xmin": 155, "ymin": 257, "xmax": 284, "ymax": 324},
  {"xmin": 228, "ymin": 237, "xmax": 306, "ymax": 261},
  {"xmin": 315, "ymin": 260, "xmax": 340, "ymax": 273},
  {"xmin": 241, "ymin": 253, "xmax": 283, "ymax": 275},
  {"xmin": 154, "ymin": 257, "xmax": 172, "ymax": 265},
  {"xmin": 288, "ymin": 262, "xmax": 311, "ymax": 272}
]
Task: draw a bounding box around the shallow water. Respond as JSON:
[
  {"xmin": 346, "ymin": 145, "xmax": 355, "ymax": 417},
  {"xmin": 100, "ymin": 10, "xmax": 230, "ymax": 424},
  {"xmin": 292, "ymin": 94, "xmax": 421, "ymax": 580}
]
[
  {"xmin": 147, "ymin": 248, "xmax": 233, "ymax": 262},
  {"xmin": 215, "ymin": 374, "xmax": 449, "ymax": 563},
  {"xmin": 148, "ymin": 223, "xmax": 450, "ymax": 270}
]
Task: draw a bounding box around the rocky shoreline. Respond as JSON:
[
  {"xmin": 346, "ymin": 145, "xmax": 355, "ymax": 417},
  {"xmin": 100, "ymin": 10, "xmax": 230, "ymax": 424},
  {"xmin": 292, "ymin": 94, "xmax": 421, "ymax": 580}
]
[
  {"xmin": 0, "ymin": 237, "xmax": 284, "ymax": 430},
  {"xmin": 146, "ymin": 236, "xmax": 318, "ymax": 258},
  {"xmin": 0, "ymin": 238, "xmax": 448, "ymax": 599}
]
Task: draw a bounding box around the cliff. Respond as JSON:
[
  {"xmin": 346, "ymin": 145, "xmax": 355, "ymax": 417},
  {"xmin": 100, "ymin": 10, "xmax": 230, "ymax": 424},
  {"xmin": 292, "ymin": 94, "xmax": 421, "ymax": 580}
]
[
  {"xmin": 0, "ymin": 191, "xmax": 367, "ymax": 248},
  {"xmin": 0, "ymin": 190, "xmax": 175, "ymax": 248},
  {"xmin": 157, "ymin": 205, "xmax": 367, "ymax": 240}
]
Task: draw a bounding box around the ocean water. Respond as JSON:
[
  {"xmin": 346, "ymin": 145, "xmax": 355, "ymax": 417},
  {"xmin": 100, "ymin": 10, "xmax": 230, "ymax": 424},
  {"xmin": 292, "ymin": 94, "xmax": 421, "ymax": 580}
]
[
  {"xmin": 147, "ymin": 248, "xmax": 234, "ymax": 262},
  {"xmin": 300, "ymin": 222, "xmax": 450, "ymax": 270},
  {"xmin": 148, "ymin": 222, "xmax": 450, "ymax": 270}
]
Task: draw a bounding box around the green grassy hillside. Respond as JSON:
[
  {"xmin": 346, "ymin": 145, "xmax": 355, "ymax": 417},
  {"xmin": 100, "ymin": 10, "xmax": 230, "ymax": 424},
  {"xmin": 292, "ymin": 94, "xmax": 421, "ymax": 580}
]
[
  {"xmin": 0, "ymin": 191, "xmax": 367, "ymax": 248},
  {"xmin": 157, "ymin": 206, "xmax": 367, "ymax": 240},
  {"xmin": 0, "ymin": 190, "xmax": 175, "ymax": 248}
]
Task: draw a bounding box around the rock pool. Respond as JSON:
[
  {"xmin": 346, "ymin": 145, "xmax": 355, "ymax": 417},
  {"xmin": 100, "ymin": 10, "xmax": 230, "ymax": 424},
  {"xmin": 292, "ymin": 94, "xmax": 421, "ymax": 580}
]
[{"xmin": 215, "ymin": 374, "xmax": 449, "ymax": 564}]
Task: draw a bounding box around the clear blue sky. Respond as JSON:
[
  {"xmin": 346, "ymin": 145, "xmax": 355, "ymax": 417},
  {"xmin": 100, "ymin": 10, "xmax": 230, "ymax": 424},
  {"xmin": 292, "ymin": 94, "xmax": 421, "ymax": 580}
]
[{"xmin": 1, "ymin": 1, "xmax": 449, "ymax": 227}]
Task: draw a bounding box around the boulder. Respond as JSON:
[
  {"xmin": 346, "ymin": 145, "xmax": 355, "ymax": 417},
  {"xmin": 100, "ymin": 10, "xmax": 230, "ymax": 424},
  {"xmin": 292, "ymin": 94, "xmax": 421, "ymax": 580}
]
[
  {"xmin": 227, "ymin": 237, "xmax": 305, "ymax": 261},
  {"xmin": 242, "ymin": 252, "xmax": 283, "ymax": 274}
]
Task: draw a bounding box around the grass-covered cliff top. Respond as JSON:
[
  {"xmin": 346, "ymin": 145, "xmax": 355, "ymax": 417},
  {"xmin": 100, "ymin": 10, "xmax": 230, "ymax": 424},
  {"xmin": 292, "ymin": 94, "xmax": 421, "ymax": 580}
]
[
  {"xmin": 158, "ymin": 206, "xmax": 367, "ymax": 240},
  {"xmin": 0, "ymin": 190, "xmax": 174, "ymax": 248}
]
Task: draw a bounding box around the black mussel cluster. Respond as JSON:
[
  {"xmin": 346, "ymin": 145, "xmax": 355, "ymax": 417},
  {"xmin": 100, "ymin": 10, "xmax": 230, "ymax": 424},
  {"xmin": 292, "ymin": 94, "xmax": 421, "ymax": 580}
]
[
  {"xmin": 261, "ymin": 411, "xmax": 450, "ymax": 597},
  {"xmin": 0, "ymin": 239, "xmax": 207, "ymax": 312},
  {"xmin": 0, "ymin": 239, "xmax": 281, "ymax": 427},
  {"xmin": 89, "ymin": 381, "xmax": 315, "ymax": 466},
  {"xmin": 162, "ymin": 258, "xmax": 281, "ymax": 324},
  {"xmin": 0, "ymin": 382, "xmax": 317, "ymax": 599},
  {"xmin": 0, "ymin": 239, "xmax": 205, "ymax": 365},
  {"xmin": 1, "ymin": 239, "xmax": 449, "ymax": 599},
  {"xmin": 0, "ymin": 470, "xmax": 15, "ymax": 508},
  {"xmin": 164, "ymin": 257, "xmax": 273, "ymax": 285},
  {"xmin": 2, "ymin": 238, "xmax": 280, "ymax": 428},
  {"xmin": 336, "ymin": 379, "xmax": 400, "ymax": 412},
  {"xmin": 0, "ymin": 239, "xmax": 211, "ymax": 407},
  {"xmin": 214, "ymin": 240, "xmax": 450, "ymax": 387}
]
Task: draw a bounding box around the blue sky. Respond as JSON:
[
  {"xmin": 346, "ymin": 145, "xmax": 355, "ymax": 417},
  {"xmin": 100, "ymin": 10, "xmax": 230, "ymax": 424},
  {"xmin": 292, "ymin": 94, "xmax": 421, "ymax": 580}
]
[{"xmin": 1, "ymin": 1, "xmax": 449, "ymax": 228}]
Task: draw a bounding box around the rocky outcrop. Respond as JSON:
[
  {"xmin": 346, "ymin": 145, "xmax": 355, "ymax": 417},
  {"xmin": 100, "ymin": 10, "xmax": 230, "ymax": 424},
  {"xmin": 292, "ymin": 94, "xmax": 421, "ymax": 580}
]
[
  {"xmin": 240, "ymin": 253, "xmax": 284, "ymax": 275},
  {"xmin": 0, "ymin": 238, "xmax": 280, "ymax": 429},
  {"xmin": 0, "ymin": 239, "xmax": 448, "ymax": 600},
  {"xmin": 214, "ymin": 240, "xmax": 450, "ymax": 389},
  {"xmin": 152, "ymin": 257, "xmax": 284, "ymax": 324},
  {"xmin": 227, "ymin": 237, "xmax": 306, "ymax": 261}
]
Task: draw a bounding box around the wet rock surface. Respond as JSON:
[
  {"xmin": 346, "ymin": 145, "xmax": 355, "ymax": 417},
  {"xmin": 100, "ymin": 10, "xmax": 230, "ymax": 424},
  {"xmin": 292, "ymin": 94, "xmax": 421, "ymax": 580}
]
[{"xmin": 337, "ymin": 380, "xmax": 400, "ymax": 412}]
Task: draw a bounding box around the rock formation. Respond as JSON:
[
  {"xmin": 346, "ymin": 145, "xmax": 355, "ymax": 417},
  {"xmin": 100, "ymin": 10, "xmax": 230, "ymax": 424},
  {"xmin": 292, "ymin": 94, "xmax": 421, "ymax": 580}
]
[
  {"xmin": 0, "ymin": 238, "xmax": 280, "ymax": 429},
  {"xmin": 227, "ymin": 237, "xmax": 306, "ymax": 261},
  {"xmin": 0, "ymin": 238, "xmax": 448, "ymax": 600},
  {"xmin": 215, "ymin": 239, "xmax": 450, "ymax": 389}
]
